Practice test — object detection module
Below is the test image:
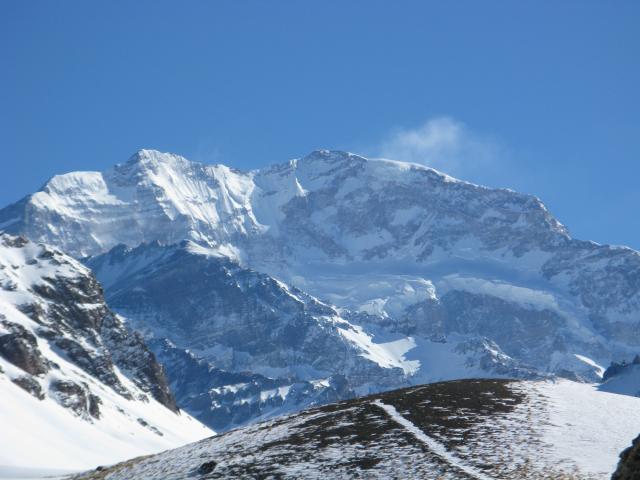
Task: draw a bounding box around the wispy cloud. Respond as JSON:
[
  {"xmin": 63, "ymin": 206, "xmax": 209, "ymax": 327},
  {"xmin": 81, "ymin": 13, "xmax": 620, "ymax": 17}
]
[{"xmin": 375, "ymin": 117, "xmax": 504, "ymax": 179}]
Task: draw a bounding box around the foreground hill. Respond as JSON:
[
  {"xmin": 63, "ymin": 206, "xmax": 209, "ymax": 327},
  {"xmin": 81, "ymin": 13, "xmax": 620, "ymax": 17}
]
[
  {"xmin": 0, "ymin": 234, "xmax": 212, "ymax": 472},
  {"xmin": 71, "ymin": 379, "xmax": 640, "ymax": 480}
]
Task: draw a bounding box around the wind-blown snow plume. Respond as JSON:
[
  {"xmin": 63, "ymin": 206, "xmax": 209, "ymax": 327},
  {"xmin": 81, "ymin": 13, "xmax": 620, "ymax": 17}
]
[{"xmin": 377, "ymin": 117, "xmax": 504, "ymax": 178}]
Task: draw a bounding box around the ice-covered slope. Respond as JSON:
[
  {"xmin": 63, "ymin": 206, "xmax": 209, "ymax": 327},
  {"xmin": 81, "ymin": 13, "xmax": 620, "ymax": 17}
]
[
  {"xmin": 68, "ymin": 379, "xmax": 640, "ymax": 480},
  {"xmin": 0, "ymin": 149, "xmax": 568, "ymax": 261},
  {"xmin": 0, "ymin": 234, "xmax": 212, "ymax": 471},
  {"xmin": 0, "ymin": 150, "xmax": 257, "ymax": 258},
  {"xmin": 0, "ymin": 373, "xmax": 209, "ymax": 472}
]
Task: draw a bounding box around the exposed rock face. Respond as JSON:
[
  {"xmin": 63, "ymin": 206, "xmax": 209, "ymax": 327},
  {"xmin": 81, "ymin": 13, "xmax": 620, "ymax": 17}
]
[
  {"xmin": 100, "ymin": 315, "xmax": 178, "ymax": 412},
  {"xmin": 0, "ymin": 320, "xmax": 49, "ymax": 375},
  {"xmin": 87, "ymin": 242, "xmax": 401, "ymax": 384},
  {"xmin": 12, "ymin": 375, "xmax": 45, "ymax": 399},
  {"xmin": 50, "ymin": 379, "xmax": 102, "ymax": 420},
  {"xmin": 613, "ymin": 434, "xmax": 640, "ymax": 480},
  {"xmin": 0, "ymin": 233, "xmax": 177, "ymax": 414},
  {"xmin": 86, "ymin": 242, "xmax": 403, "ymax": 430},
  {"xmin": 604, "ymin": 356, "xmax": 640, "ymax": 382},
  {"xmin": 152, "ymin": 339, "xmax": 355, "ymax": 431}
]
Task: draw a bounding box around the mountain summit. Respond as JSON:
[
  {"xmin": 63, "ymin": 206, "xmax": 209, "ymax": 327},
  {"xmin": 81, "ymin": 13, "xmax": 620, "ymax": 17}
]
[{"xmin": 0, "ymin": 148, "xmax": 568, "ymax": 259}]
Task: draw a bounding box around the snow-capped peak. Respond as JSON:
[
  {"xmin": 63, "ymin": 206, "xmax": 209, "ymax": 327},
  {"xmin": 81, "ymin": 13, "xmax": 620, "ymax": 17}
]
[{"xmin": 115, "ymin": 149, "xmax": 195, "ymax": 177}]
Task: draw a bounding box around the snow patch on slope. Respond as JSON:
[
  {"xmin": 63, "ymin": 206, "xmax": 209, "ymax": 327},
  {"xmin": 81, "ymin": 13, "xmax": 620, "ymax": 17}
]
[
  {"xmin": 599, "ymin": 364, "xmax": 640, "ymax": 397},
  {"xmin": 0, "ymin": 373, "xmax": 210, "ymax": 471},
  {"xmin": 574, "ymin": 354, "xmax": 606, "ymax": 378},
  {"xmin": 534, "ymin": 380, "xmax": 640, "ymax": 477},
  {"xmin": 337, "ymin": 322, "xmax": 419, "ymax": 375},
  {"xmin": 438, "ymin": 274, "xmax": 560, "ymax": 311}
]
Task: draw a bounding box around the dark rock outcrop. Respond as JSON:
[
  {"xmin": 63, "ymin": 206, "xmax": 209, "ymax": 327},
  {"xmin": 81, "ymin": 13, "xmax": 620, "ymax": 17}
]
[
  {"xmin": 12, "ymin": 375, "xmax": 45, "ymax": 400},
  {"xmin": 612, "ymin": 434, "xmax": 640, "ymax": 480},
  {"xmin": 152, "ymin": 338, "xmax": 355, "ymax": 431},
  {"xmin": 0, "ymin": 321, "xmax": 49, "ymax": 375},
  {"xmin": 604, "ymin": 356, "xmax": 640, "ymax": 382},
  {"xmin": 0, "ymin": 233, "xmax": 179, "ymax": 418},
  {"xmin": 50, "ymin": 380, "xmax": 102, "ymax": 420}
]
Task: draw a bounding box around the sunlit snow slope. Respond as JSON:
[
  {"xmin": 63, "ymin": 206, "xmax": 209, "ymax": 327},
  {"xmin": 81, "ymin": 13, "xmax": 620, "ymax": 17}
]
[{"xmin": 0, "ymin": 234, "xmax": 212, "ymax": 472}]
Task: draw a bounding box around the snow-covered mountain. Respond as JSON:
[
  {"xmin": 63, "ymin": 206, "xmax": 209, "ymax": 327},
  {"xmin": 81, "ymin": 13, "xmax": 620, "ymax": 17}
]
[
  {"xmin": 68, "ymin": 378, "xmax": 640, "ymax": 480},
  {"xmin": 2, "ymin": 148, "xmax": 640, "ymax": 432},
  {"xmin": 0, "ymin": 233, "xmax": 212, "ymax": 472},
  {"xmin": 3, "ymin": 150, "xmax": 636, "ymax": 359}
]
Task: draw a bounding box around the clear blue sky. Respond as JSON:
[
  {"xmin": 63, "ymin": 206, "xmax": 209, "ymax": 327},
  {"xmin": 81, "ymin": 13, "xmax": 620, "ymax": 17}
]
[{"xmin": 2, "ymin": 1, "xmax": 639, "ymax": 248}]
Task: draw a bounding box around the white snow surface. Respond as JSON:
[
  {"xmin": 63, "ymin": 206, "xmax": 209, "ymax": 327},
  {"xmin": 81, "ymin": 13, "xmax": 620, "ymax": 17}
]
[
  {"xmin": 0, "ymin": 466, "xmax": 71, "ymax": 480},
  {"xmin": 528, "ymin": 380, "xmax": 640, "ymax": 477},
  {"xmin": 337, "ymin": 322, "xmax": 420, "ymax": 375},
  {"xmin": 574, "ymin": 354, "xmax": 606, "ymax": 378},
  {"xmin": 437, "ymin": 274, "xmax": 560, "ymax": 312},
  {"xmin": 0, "ymin": 373, "xmax": 210, "ymax": 472}
]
